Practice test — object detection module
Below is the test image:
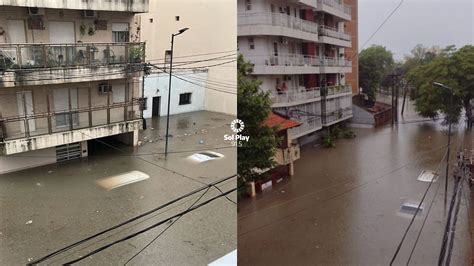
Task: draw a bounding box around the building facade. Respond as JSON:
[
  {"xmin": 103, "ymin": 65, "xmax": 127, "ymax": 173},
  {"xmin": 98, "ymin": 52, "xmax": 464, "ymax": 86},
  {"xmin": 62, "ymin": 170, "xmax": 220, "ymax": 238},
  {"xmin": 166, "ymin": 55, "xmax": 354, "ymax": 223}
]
[
  {"xmin": 237, "ymin": 0, "xmax": 356, "ymax": 145},
  {"xmin": 139, "ymin": 0, "xmax": 237, "ymax": 116},
  {"xmin": 142, "ymin": 70, "xmax": 208, "ymax": 118},
  {"xmin": 0, "ymin": 1, "xmax": 148, "ymax": 174}
]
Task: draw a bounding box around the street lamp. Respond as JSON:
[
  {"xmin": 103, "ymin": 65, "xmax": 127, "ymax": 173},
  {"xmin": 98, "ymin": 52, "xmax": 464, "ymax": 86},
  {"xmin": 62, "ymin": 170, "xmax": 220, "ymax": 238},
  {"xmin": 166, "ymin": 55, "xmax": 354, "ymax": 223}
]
[
  {"xmin": 433, "ymin": 82, "xmax": 454, "ymax": 207},
  {"xmin": 164, "ymin": 28, "xmax": 189, "ymax": 158}
]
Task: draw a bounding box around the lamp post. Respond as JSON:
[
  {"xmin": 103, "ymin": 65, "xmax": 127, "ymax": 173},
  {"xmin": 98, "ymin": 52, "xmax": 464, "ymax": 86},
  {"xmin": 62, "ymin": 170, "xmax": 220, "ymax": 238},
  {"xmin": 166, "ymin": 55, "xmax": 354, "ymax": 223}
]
[
  {"xmin": 165, "ymin": 27, "xmax": 189, "ymax": 158},
  {"xmin": 433, "ymin": 82, "xmax": 453, "ymax": 207}
]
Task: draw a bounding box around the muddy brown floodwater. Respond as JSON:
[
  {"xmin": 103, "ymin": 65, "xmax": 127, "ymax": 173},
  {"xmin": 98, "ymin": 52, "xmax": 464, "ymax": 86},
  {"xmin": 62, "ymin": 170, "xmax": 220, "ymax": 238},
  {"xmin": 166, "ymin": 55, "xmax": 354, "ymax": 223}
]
[{"xmin": 238, "ymin": 99, "xmax": 473, "ymax": 265}]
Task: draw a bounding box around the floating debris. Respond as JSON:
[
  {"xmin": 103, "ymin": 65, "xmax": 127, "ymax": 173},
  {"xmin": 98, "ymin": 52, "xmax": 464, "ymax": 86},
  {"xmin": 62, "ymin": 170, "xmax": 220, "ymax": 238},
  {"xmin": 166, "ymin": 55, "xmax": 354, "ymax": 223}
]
[{"xmin": 25, "ymin": 220, "xmax": 33, "ymax": 225}]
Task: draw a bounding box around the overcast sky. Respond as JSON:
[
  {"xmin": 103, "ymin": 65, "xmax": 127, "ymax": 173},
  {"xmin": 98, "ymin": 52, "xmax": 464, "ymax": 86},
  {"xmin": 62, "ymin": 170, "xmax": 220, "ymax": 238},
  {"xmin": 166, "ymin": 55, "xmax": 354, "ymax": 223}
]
[{"xmin": 359, "ymin": 0, "xmax": 474, "ymax": 61}]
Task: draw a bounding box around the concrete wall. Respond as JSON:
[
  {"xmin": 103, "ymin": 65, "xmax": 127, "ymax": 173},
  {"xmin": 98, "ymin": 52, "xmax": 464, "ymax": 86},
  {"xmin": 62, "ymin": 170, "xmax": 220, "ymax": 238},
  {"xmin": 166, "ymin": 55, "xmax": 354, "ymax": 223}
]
[
  {"xmin": 0, "ymin": 0, "xmax": 149, "ymax": 13},
  {"xmin": 343, "ymin": 0, "xmax": 358, "ymax": 94},
  {"xmin": 139, "ymin": 0, "xmax": 236, "ymax": 116},
  {"xmin": 0, "ymin": 6, "xmax": 138, "ymax": 44},
  {"xmin": 143, "ymin": 71, "xmax": 207, "ymax": 118},
  {"xmin": 0, "ymin": 146, "xmax": 56, "ymax": 175}
]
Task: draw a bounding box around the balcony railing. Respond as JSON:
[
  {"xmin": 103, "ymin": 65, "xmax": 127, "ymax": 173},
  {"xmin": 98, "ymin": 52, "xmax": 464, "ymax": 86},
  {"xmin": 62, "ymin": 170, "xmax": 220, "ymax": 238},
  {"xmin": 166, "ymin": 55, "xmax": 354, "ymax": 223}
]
[
  {"xmin": 0, "ymin": 97, "xmax": 142, "ymax": 142},
  {"xmin": 319, "ymin": 25, "xmax": 351, "ymax": 42},
  {"xmin": 322, "ymin": 107, "xmax": 353, "ymax": 124},
  {"xmin": 270, "ymin": 87, "xmax": 321, "ymax": 104},
  {"xmin": 289, "ymin": 117, "xmax": 322, "ymax": 139},
  {"xmin": 247, "ymin": 54, "xmax": 351, "ymax": 68},
  {"xmin": 321, "ymin": 85, "xmax": 352, "ymax": 96},
  {"xmin": 238, "ymin": 12, "xmax": 319, "ymax": 35},
  {"xmin": 319, "ymin": 0, "xmax": 352, "ymax": 15},
  {"xmin": 0, "ymin": 42, "xmax": 145, "ymax": 70}
]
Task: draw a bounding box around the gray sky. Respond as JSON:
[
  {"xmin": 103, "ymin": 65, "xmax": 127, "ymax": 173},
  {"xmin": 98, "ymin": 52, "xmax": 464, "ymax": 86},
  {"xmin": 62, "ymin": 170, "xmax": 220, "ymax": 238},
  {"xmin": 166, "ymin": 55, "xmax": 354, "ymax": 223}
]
[{"xmin": 359, "ymin": 0, "xmax": 474, "ymax": 61}]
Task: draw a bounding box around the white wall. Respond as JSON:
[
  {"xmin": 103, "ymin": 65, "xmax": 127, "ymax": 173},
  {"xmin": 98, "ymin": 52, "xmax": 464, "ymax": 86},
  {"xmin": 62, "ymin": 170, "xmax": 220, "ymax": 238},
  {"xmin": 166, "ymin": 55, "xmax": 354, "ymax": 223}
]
[
  {"xmin": 0, "ymin": 147, "xmax": 56, "ymax": 175},
  {"xmin": 143, "ymin": 71, "xmax": 207, "ymax": 118},
  {"xmin": 140, "ymin": 0, "xmax": 236, "ymax": 116}
]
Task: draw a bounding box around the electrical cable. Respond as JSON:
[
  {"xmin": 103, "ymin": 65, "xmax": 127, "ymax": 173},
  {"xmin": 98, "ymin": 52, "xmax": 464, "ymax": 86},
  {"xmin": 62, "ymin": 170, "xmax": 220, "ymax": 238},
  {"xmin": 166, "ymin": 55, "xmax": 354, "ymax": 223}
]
[
  {"xmin": 123, "ymin": 186, "xmax": 212, "ymax": 265},
  {"xmin": 27, "ymin": 174, "xmax": 237, "ymax": 265},
  {"xmin": 62, "ymin": 187, "xmax": 237, "ymax": 265}
]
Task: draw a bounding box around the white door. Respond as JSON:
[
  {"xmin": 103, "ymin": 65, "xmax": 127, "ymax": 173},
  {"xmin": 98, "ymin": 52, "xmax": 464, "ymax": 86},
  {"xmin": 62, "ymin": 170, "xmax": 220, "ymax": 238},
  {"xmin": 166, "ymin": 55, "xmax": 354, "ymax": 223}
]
[
  {"xmin": 49, "ymin": 22, "xmax": 75, "ymax": 43},
  {"xmin": 16, "ymin": 91, "xmax": 36, "ymax": 133},
  {"xmin": 6, "ymin": 20, "xmax": 26, "ymax": 43}
]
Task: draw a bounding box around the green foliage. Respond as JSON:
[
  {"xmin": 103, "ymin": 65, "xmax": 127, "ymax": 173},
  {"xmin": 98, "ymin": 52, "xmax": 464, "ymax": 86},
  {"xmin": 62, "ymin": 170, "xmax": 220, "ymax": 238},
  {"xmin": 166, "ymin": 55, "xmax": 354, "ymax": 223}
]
[
  {"xmin": 323, "ymin": 135, "xmax": 335, "ymax": 148},
  {"xmin": 406, "ymin": 45, "xmax": 474, "ymax": 125},
  {"xmin": 237, "ymin": 54, "xmax": 279, "ymax": 186},
  {"xmin": 323, "ymin": 125, "xmax": 356, "ymax": 148},
  {"xmin": 359, "ymin": 45, "xmax": 395, "ymax": 101}
]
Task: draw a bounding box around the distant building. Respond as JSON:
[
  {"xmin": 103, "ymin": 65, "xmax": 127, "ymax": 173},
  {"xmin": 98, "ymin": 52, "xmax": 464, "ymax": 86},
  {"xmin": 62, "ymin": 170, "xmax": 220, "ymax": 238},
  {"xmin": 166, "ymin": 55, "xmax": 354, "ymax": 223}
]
[
  {"xmin": 238, "ymin": 0, "xmax": 357, "ymax": 145},
  {"xmin": 139, "ymin": 0, "xmax": 237, "ymax": 116},
  {"xmin": 142, "ymin": 70, "xmax": 208, "ymax": 118},
  {"xmin": 253, "ymin": 112, "xmax": 301, "ymax": 194},
  {"xmin": 0, "ymin": 0, "xmax": 148, "ymax": 174}
]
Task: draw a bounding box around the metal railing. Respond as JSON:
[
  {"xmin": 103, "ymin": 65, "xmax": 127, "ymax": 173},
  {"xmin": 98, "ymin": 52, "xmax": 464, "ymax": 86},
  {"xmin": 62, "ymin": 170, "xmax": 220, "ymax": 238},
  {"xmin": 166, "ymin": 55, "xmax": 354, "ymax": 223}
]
[
  {"xmin": 246, "ymin": 54, "xmax": 351, "ymax": 68},
  {"xmin": 289, "ymin": 117, "xmax": 322, "ymax": 138},
  {"xmin": 0, "ymin": 99, "xmax": 142, "ymax": 142},
  {"xmin": 238, "ymin": 12, "xmax": 319, "ymax": 35},
  {"xmin": 319, "ymin": 25, "xmax": 351, "ymax": 41},
  {"xmin": 322, "ymin": 107, "xmax": 352, "ymax": 124},
  {"xmin": 321, "ymin": 85, "xmax": 352, "ymax": 96},
  {"xmin": 0, "ymin": 42, "xmax": 145, "ymax": 70},
  {"xmin": 319, "ymin": 0, "xmax": 352, "ymax": 15},
  {"xmin": 270, "ymin": 87, "xmax": 321, "ymax": 104}
]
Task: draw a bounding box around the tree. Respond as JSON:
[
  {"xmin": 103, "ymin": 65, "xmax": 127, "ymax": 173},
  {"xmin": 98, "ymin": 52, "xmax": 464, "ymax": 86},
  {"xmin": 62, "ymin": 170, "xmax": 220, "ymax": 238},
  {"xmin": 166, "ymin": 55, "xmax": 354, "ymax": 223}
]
[
  {"xmin": 358, "ymin": 45, "xmax": 395, "ymax": 101},
  {"xmin": 237, "ymin": 55, "xmax": 279, "ymax": 193},
  {"xmin": 406, "ymin": 45, "xmax": 474, "ymax": 127}
]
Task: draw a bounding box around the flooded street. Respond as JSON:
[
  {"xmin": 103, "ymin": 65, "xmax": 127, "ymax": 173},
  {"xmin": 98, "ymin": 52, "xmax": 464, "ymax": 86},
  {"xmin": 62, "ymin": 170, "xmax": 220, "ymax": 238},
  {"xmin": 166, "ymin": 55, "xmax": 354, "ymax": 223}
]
[
  {"xmin": 0, "ymin": 111, "xmax": 237, "ymax": 265},
  {"xmin": 238, "ymin": 99, "xmax": 473, "ymax": 265}
]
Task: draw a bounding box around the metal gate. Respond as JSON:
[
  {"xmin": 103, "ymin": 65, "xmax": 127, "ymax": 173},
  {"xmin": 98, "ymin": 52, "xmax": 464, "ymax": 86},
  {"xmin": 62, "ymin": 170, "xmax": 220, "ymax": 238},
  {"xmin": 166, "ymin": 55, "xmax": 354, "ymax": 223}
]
[{"xmin": 56, "ymin": 143, "xmax": 82, "ymax": 162}]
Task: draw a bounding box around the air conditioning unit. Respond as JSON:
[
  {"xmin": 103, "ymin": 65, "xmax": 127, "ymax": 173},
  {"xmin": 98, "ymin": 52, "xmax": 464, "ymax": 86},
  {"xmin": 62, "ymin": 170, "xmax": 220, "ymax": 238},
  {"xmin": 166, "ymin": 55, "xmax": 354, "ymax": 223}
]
[
  {"xmin": 28, "ymin": 7, "xmax": 45, "ymax": 16},
  {"xmin": 82, "ymin": 10, "xmax": 97, "ymax": 18},
  {"xmin": 98, "ymin": 83, "xmax": 112, "ymax": 94}
]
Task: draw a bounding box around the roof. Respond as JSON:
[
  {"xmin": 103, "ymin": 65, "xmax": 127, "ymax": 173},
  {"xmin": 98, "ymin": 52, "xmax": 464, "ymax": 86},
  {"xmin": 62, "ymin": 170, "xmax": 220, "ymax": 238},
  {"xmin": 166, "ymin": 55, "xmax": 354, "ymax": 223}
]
[{"xmin": 264, "ymin": 112, "xmax": 301, "ymax": 131}]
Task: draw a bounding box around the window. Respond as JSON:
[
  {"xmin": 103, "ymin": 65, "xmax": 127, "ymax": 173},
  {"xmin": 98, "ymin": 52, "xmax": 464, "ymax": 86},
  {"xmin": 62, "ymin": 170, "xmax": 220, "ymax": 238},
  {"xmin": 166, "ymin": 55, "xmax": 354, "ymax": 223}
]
[
  {"xmin": 248, "ymin": 37, "xmax": 255, "ymax": 50},
  {"xmin": 179, "ymin": 93, "xmax": 192, "ymax": 105},
  {"xmin": 112, "ymin": 23, "xmax": 129, "ymax": 43},
  {"xmin": 165, "ymin": 50, "xmax": 172, "ymax": 64},
  {"xmin": 245, "ymin": 0, "xmax": 251, "ymax": 11}
]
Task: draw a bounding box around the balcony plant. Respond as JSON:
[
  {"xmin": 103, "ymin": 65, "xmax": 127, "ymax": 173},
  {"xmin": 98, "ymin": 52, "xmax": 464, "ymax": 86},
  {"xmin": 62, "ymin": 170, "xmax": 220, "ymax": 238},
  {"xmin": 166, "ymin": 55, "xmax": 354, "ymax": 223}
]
[{"xmin": 128, "ymin": 44, "xmax": 144, "ymax": 63}]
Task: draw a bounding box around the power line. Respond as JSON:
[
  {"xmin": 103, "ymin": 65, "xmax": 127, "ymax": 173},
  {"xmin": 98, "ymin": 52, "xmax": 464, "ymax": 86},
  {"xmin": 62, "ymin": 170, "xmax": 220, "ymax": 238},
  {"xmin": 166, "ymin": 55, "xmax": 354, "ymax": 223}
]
[
  {"xmin": 27, "ymin": 174, "xmax": 237, "ymax": 265},
  {"xmin": 146, "ymin": 50, "xmax": 237, "ymax": 62},
  {"xmin": 62, "ymin": 187, "xmax": 237, "ymax": 265},
  {"xmin": 124, "ymin": 186, "xmax": 212, "ymax": 265}
]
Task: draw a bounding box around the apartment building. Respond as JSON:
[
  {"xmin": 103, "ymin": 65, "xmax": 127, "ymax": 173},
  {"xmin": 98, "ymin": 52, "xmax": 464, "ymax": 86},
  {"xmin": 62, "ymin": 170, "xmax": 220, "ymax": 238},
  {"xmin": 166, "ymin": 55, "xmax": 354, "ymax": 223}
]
[
  {"xmin": 238, "ymin": 0, "xmax": 355, "ymax": 145},
  {"xmin": 0, "ymin": 0, "xmax": 148, "ymax": 174}
]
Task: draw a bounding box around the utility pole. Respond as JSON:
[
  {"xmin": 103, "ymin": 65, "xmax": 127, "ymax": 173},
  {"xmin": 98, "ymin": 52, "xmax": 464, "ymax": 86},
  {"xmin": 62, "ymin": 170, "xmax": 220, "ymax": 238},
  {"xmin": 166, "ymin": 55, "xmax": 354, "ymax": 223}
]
[
  {"xmin": 433, "ymin": 82, "xmax": 454, "ymax": 208},
  {"xmin": 164, "ymin": 28, "xmax": 189, "ymax": 158},
  {"xmin": 401, "ymin": 85, "xmax": 407, "ymax": 116}
]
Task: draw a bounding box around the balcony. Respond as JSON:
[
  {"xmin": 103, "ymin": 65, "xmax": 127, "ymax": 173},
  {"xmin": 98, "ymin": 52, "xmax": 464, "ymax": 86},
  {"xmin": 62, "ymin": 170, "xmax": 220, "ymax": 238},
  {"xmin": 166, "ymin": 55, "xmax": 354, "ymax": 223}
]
[
  {"xmin": 319, "ymin": 25, "xmax": 352, "ymax": 47},
  {"xmin": 0, "ymin": 0, "xmax": 149, "ymax": 12},
  {"xmin": 275, "ymin": 144, "xmax": 301, "ymax": 166},
  {"xmin": 270, "ymin": 87, "xmax": 321, "ymax": 107},
  {"xmin": 0, "ymin": 98, "xmax": 142, "ymax": 155},
  {"xmin": 0, "ymin": 42, "xmax": 145, "ymax": 87},
  {"xmin": 321, "ymin": 85, "xmax": 352, "ymax": 98},
  {"xmin": 322, "ymin": 107, "xmax": 353, "ymax": 126},
  {"xmin": 238, "ymin": 12, "xmax": 319, "ymax": 42},
  {"xmin": 289, "ymin": 117, "xmax": 322, "ymax": 139}
]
